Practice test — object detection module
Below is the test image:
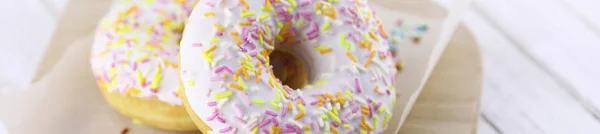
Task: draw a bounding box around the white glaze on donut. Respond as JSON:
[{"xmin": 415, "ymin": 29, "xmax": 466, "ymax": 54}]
[
  {"xmin": 91, "ymin": 0, "xmax": 197, "ymax": 105},
  {"xmin": 181, "ymin": 0, "xmax": 397, "ymax": 133}
]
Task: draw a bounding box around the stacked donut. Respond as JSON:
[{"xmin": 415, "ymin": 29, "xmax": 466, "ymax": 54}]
[{"xmin": 92, "ymin": 0, "xmax": 397, "ymax": 133}]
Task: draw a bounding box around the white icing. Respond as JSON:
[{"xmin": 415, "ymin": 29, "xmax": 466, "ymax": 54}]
[{"xmin": 181, "ymin": 0, "xmax": 397, "ymax": 133}]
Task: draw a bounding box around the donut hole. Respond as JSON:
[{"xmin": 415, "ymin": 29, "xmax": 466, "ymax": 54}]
[{"xmin": 269, "ymin": 50, "xmax": 309, "ymax": 90}]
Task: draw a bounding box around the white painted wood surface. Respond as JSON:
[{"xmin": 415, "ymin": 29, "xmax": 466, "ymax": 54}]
[{"xmin": 0, "ymin": 0, "xmax": 599, "ymax": 134}]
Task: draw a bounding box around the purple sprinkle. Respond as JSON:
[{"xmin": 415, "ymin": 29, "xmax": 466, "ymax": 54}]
[
  {"xmin": 250, "ymin": 51, "xmax": 258, "ymax": 57},
  {"xmin": 367, "ymin": 98, "xmax": 373, "ymax": 103},
  {"xmin": 247, "ymin": 122, "xmax": 258, "ymax": 130},
  {"xmin": 219, "ymin": 126, "xmax": 232, "ymax": 133},
  {"xmin": 251, "ymin": 34, "xmax": 259, "ymax": 40},
  {"xmin": 258, "ymin": 118, "xmax": 273, "ymax": 128},
  {"xmin": 222, "ymin": 66, "xmax": 234, "ymax": 74},
  {"xmin": 216, "ymin": 31, "xmax": 224, "ymax": 36},
  {"xmin": 355, "ymin": 78, "xmax": 362, "ymax": 93},
  {"xmin": 307, "ymin": 33, "xmax": 319, "ymax": 40},
  {"xmin": 216, "ymin": 116, "xmax": 226, "ymax": 123},
  {"xmin": 285, "ymin": 124, "xmax": 295, "ymax": 129},
  {"xmin": 247, "ymin": 17, "xmax": 256, "ymax": 22},
  {"xmin": 331, "ymin": 121, "xmax": 339, "ymax": 127},
  {"xmin": 386, "ymin": 89, "xmax": 391, "ymax": 95},
  {"xmin": 310, "ymin": 101, "xmax": 319, "ymax": 106},
  {"xmin": 342, "ymin": 118, "xmax": 350, "ymax": 124},
  {"xmin": 206, "ymin": 113, "xmax": 218, "ymax": 121},
  {"xmin": 283, "ymin": 86, "xmax": 293, "ymax": 94},
  {"xmin": 273, "ymin": 118, "xmax": 279, "ymax": 126},
  {"xmin": 290, "ymin": 28, "xmax": 297, "ymax": 36},
  {"xmin": 299, "ymin": 0, "xmax": 311, "ymax": 7},
  {"xmin": 207, "ymin": 101, "xmax": 217, "ymax": 106},
  {"xmin": 265, "ymin": 110, "xmax": 278, "ymax": 117},
  {"xmin": 261, "ymin": 129, "xmax": 269, "ymax": 134},
  {"xmin": 313, "ymin": 122, "xmax": 320, "ymax": 134},
  {"xmin": 205, "ymin": 2, "xmax": 215, "ymax": 7},
  {"xmin": 213, "ymin": 66, "xmax": 225, "ymax": 73},
  {"xmin": 281, "ymin": 106, "xmax": 287, "ymax": 117},
  {"xmin": 368, "ymin": 105, "xmax": 374, "ymax": 118}
]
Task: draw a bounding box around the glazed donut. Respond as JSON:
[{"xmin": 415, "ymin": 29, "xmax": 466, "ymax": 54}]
[
  {"xmin": 91, "ymin": 0, "xmax": 198, "ymax": 131},
  {"xmin": 179, "ymin": 0, "xmax": 397, "ymax": 133}
]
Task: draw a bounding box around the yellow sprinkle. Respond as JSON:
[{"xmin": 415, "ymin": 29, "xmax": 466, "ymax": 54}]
[
  {"xmin": 201, "ymin": 52, "xmax": 213, "ymax": 64},
  {"xmin": 210, "ymin": 37, "xmax": 221, "ymax": 43},
  {"xmin": 214, "ymin": 91, "xmax": 233, "ymax": 100},
  {"xmin": 302, "ymin": 125, "xmax": 310, "ymax": 130},
  {"xmin": 364, "ymin": 59, "xmax": 373, "ymax": 68},
  {"xmin": 331, "ymin": 126, "xmax": 338, "ymax": 134},
  {"xmin": 228, "ymin": 83, "xmax": 244, "ymax": 90},
  {"xmin": 240, "ymin": 0, "xmax": 249, "ymax": 9},
  {"xmin": 241, "ymin": 12, "xmax": 256, "ymax": 17},
  {"xmin": 346, "ymin": 52, "xmax": 358, "ymax": 63},
  {"xmin": 321, "ymin": 21, "xmax": 331, "ymax": 32},
  {"xmin": 294, "ymin": 112, "xmax": 305, "ymax": 120},
  {"xmin": 369, "ymin": 32, "xmax": 379, "ymax": 41},
  {"xmin": 204, "ymin": 12, "xmax": 216, "ymax": 17},
  {"xmin": 320, "ymin": 48, "xmax": 332, "ymax": 54},
  {"xmin": 240, "ymin": 21, "xmax": 253, "ymax": 26},
  {"xmin": 135, "ymin": 54, "xmax": 149, "ymax": 63},
  {"xmin": 213, "ymin": 24, "xmax": 225, "ymax": 32},
  {"xmin": 327, "ymin": 111, "xmax": 341, "ymax": 123},
  {"xmin": 315, "ymin": 80, "xmax": 326, "ymax": 86},
  {"xmin": 252, "ymin": 99, "xmax": 266, "ymax": 105}
]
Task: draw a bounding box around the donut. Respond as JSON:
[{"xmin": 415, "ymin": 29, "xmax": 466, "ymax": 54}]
[
  {"xmin": 90, "ymin": 0, "xmax": 198, "ymax": 131},
  {"xmin": 179, "ymin": 0, "xmax": 397, "ymax": 133}
]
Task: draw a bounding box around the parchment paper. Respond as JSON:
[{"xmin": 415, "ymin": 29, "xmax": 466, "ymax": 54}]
[{"xmin": 1, "ymin": 0, "xmax": 479, "ymax": 134}]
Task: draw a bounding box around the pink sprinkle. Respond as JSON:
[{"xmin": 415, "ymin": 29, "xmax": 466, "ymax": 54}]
[
  {"xmin": 261, "ymin": 129, "xmax": 269, "ymax": 134},
  {"xmin": 219, "ymin": 126, "xmax": 232, "ymax": 133},
  {"xmin": 281, "ymin": 106, "xmax": 287, "ymax": 117},
  {"xmin": 207, "ymin": 101, "xmax": 217, "ymax": 106},
  {"xmin": 234, "ymin": 103, "xmax": 244, "ymax": 117},
  {"xmin": 216, "ymin": 116, "xmax": 226, "ymax": 123},
  {"xmin": 258, "ymin": 118, "xmax": 273, "ymax": 128},
  {"xmin": 240, "ymin": 93, "xmax": 251, "ymax": 107},
  {"xmin": 216, "ymin": 31, "xmax": 224, "ymax": 36},
  {"xmin": 249, "ymin": 51, "xmax": 258, "ymax": 57},
  {"xmin": 290, "ymin": 28, "xmax": 297, "ymax": 36},
  {"xmin": 132, "ymin": 62, "xmax": 138, "ymax": 71},
  {"xmin": 284, "ymin": 124, "xmax": 294, "ymax": 128},
  {"xmin": 247, "ymin": 17, "xmax": 256, "ymax": 22},
  {"xmin": 209, "ymin": 76, "xmax": 225, "ymax": 81},
  {"xmin": 206, "ymin": 113, "xmax": 218, "ymax": 121},
  {"xmin": 247, "ymin": 122, "xmax": 258, "ymax": 130},
  {"xmin": 342, "ymin": 118, "xmax": 350, "ymax": 124},
  {"xmin": 313, "ymin": 122, "xmax": 320, "ymax": 134},
  {"xmin": 355, "ymin": 78, "xmax": 362, "ymax": 93},
  {"xmin": 140, "ymin": 59, "xmax": 150, "ymax": 64},
  {"xmin": 265, "ymin": 110, "xmax": 278, "ymax": 117},
  {"xmin": 352, "ymin": 105, "xmax": 360, "ymax": 113},
  {"xmin": 386, "ymin": 89, "xmax": 391, "ymax": 95},
  {"xmin": 233, "ymin": 116, "xmax": 247, "ymax": 124},
  {"xmin": 298, "ymin": 96, "xmax": 306, "ymax": 105},
  {"xmin": 331, "ymin": 121, "xmax": 339, "ymax": 127},
  {"xmin": 375, "ymin": 102, "xmax": 383, "ymax": 110},
  {"xmin": 342, "ymin": 110, "xmax": 351, "ymax": 117},
  {"xmin": 205, "ymin": 2, "xmax": 215, "ymax": 7},
  {"xmin": 283, "ymin": 86, "xmax": 293, "ymax": 94},
  {"xmin": 222, "ymin": 66, "xmax": 234, "ymax": 74}
]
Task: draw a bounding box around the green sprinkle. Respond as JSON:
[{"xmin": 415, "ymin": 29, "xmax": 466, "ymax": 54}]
[
  {"xmin": 324, "ymin": 132, "xmax": 331, "ymax": 134},
  {"xmin": 363, "ymin": 34, "xmax": 370, "ymax": 41},
  {"xmin": 297, "ymin": 103, "xmax": 305, "ymax": 111},
  {"xmin": 378, "ymin": 105, "xmax": 387, "ymax": 114},
  {"xmin": 210, "ymin": 37, "xmax": 220, "ymax": 43},
  {"xmin": 360, "ymin": 130, "xmax": 367, "ymax": 134},
  {"xmin": 343, "ymin": 124, "xmax": 350, "ymax": 129},
  {"xmin": 384, "ymin": 113, "xmax": 392, "ymax": 124},
  {"xmin": 327, "ymin": 111, "xmax": 341, "ymax": 124},
  {"xmin": 241, "ymin": 12, "xmax": 256, "ymax": 17},
  {"xmin": 259, "ymin": 14, "xmax": 269, "ymax": 21},
  {"xmin": 187, "ymin": 80, "xmax": 195, "ymax": 86},
  {"xmin": 315, "ymin": 80, "xmax": 327, "ymax": 86},
  {"xmin": 277, "ymin": 22, "xmax": 284, "ymax": 28},
  {"xmin": 261, "ymin": 6, "xmax": 274, "ymax": 12},
  {"xmin": 214, "ymin": 91, "xmax": 233, "ymax": 100},
  {"xmin": 237, "ymin": 77, "xmax": 247, "ymax": 90},
  {"xmin": 314, "ymin": 45, "xmax": 327, "ymax": 51},
  {"xmin": 275, "ymin": 92, "xmax": 282, "ymax": 102},
  {"xmin": 333, "ymin": 107, "xmax": 338, "ymax": 116},
  {"xmin": 287, "ymin": 8, "xmax": 293, "ymax": 13},
  {"xmin": 316, "ymin": 10, "xmax": 322, "ymax": 15},
  {"xmin": 305, "ymin": 132, "xmax": 312, "ymax": 134},
  {"xmin": 373, "ymin": 116, "xmax": 379, "ymax": 130},
  {"xmin": 271, "ymin": 100, "xmax": 281, "ymax": 110},
  {"xmin": 321, "ymin": 114, "xmax": 329, "ymax": 120},
  {"xmin": 251, "ymin": 127, "xmax": 258, "ymax": 134},
  {"xmin": 252, "ymin": 99, "xmax": 266, "ymax": 105},
  {"xmin": 296, "ymin": 18, "xmax": 305, "ymax": 27},
  {"xmin": 321, "ymin": 21, "xmax": 331, "ymax": 32},
  {"xmin": 290, "ymin": 0, "xmax": 297, "ymax": 7},
  {"xmin": 259, "ymin": 34, "xmax": 264, "ymax": 45}
]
